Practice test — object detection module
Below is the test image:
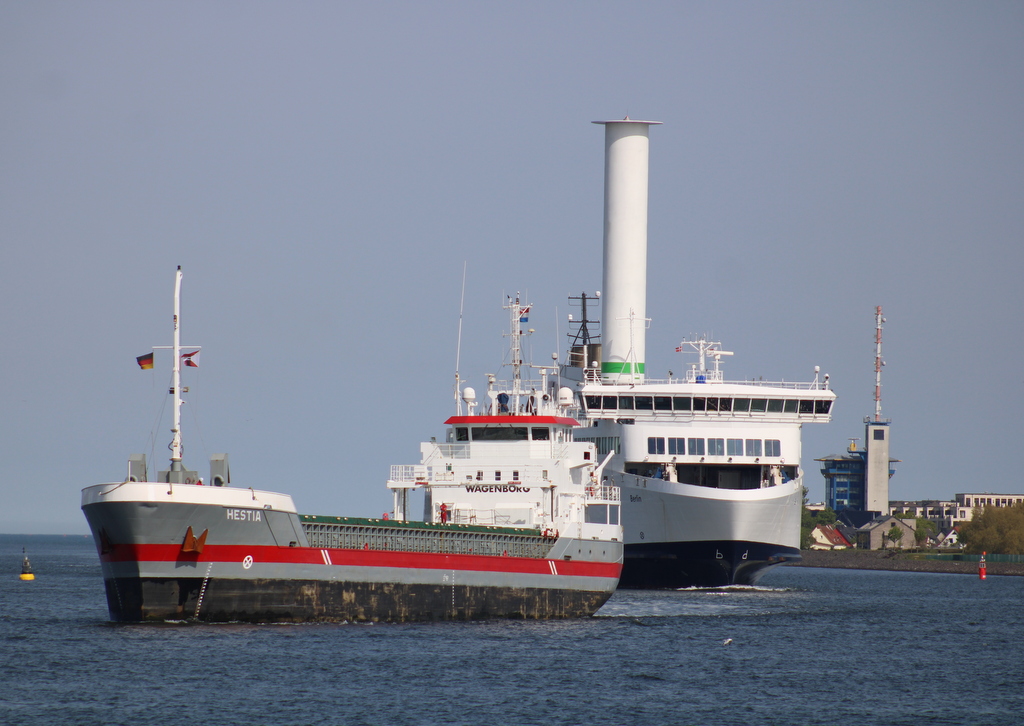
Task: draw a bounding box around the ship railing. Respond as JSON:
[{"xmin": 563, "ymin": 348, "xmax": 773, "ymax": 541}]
[
  {"xmin": 389, "ymin": 464, "xmax": 553, "ymax": 486},
  {"xmin": 684, "ymin": 369, "xmax": 724, "ymax": 383},
  {"xmin": 475, "ymin": 376, "xmax": 566, "ymax": 416},
  {"xmin": 389, "ymin": 465, "xmax": 422, "ymax": 483},
  {"xmin": 450, "ymin": 508, "xmax": 510, "ymax": 526},
  {"xmin": 585, "ymin": 484, "xmax": 620, "ymax": 502},
  {"xmin": 388, "ymin": 465, "xmax": 456, "ymax": 484},
  {"xmin": 421, "ymin": 441, "xmax": 576, "ymax": 463},
  {"xmin": 302, "ymin": 520, "xmax": 553, "ymax": 559},
  {"xmin": 644, "ymin": 376, "xmax": 830, "ymax": 390}
]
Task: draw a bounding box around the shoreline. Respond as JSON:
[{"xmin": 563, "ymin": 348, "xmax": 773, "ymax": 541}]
[{"xmin": 791, "ymin": 549, "xmax": 1024, "ymax": 577}]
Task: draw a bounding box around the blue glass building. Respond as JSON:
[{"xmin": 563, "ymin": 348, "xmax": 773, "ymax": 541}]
[{"xmin": 817, "ymin": 420, "xmax": 898, "ymax": 514}]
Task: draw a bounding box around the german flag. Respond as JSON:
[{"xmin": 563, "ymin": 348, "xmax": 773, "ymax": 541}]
[{"xmin": 136, "ymin": 352, "xmax": 154, "ymax": 370}]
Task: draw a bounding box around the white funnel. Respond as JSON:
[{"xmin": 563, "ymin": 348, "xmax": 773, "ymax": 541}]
[{"xmin": 593, "ymin": 118, "xmax": 661, "ymax": 383}]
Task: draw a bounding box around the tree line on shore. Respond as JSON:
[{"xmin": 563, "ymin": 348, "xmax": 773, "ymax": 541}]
[{"xmin": 958, "ymin": 501, "xmax": 1024, "ymax": 555}]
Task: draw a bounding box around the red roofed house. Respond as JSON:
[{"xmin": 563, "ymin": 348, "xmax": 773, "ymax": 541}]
[{"xmin": 810, "ymin": 523, "xmax": 853, "ymax": 550}]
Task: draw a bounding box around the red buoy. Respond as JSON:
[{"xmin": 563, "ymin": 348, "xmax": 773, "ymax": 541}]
[{"xmin": 979, "ymin": 551, "xmax": 987, "ymax": 580}]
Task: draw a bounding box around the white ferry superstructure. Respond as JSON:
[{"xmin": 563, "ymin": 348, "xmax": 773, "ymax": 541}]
[{"xmin": 560, "ymin": 120, "xmax": 835, "ymax": 588}]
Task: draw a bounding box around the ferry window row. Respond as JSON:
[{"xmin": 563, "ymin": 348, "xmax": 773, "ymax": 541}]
[
  {"xmin": 648, "ymin": 437, "xmax": 782, "ymax": 458},
  {"xmin": 454, "ymin": 426, "xmax": 551, "ymax": 442},
  {"xmin": 473, "ymin": 470, "xmax": 521, "ymax": 481},
  {"xmin": 584, "ymin": 395, "xmax": 831, "ymax": 415},
  {"xmin": 574, "ymin": 436, "xmax": 621, "ymax": 456}
]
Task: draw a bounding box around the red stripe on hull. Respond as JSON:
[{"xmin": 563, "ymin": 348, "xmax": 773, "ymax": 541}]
[{"xmin": 101, "ymin": 543, "xmax": 621, "ymax": 579}]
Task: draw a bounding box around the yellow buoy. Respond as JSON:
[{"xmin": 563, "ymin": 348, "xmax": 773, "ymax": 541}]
[{"xmin": 20, "ymin": 549, "xmax": 34, "ymax": 581}]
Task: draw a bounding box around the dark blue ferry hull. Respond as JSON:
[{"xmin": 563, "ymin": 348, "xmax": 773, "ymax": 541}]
[{"xmin": 619, "ymin": 540, "xmax": 801, "ymax": 589}]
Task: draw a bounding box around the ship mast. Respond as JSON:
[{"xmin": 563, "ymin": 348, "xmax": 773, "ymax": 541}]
[
  {"xmin": 170, "ymin": 266, "xmax": 184, "ymax": 473},
  {"xmin": 504, "ymin": 293, "xmax": 531, "ymax": 410}
]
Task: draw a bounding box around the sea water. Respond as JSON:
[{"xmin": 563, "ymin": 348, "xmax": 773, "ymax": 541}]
[{"xmin": 2, "ymin": 534, "xmax": 1021, "ymax": 726}]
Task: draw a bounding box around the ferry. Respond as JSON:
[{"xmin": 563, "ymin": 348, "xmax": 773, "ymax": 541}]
[
  {"xmin": 81, "ymin": 269, "xmax": 621, "ymax": 622},
  {"xmin": 561, "ymin": 119, "xmax": 835, "ymax": 588}
]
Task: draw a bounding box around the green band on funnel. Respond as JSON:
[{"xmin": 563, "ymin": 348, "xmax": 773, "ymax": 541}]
[{"xmin": 601, "ymin": 362, "xmax": 645, "ymax": 375}]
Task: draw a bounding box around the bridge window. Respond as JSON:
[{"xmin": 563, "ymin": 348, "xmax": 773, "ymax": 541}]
[
  {"xmin": 718, "ymin": 398, "xmax": 732, "ymax": 412},
  {"xmin": 727, "ymin": 439, "xmax": 743, "ymax": 456},
  {"xmin": 817, "ymin": 400, "xmax": 833, "ymax": 414},
  {"xmin": 668, "ymin": 438, "xmax": 686, "ymax": 456},
  {"xmin": 673, "ymin": 396, "xmax": 691, "ymax": 411},
  {"xmin": 647, "ymin": 437, "xmax": 665, "ymax": 455},
  {"xmin": 745, "ymin": 439, "xmax": 762, "ymax": 457},
  {"xmin": 799, "ymin": 400, "xmax": 814, "ymax": 414},
  {"xmin": 692, "ymin": 397, "xmax": 706, "ymax": 412},
  {"xmin": 688, "ymin": 438, "xmax": 705, "ymax": 456},
  {"xmin": 733, "ymin": 398, "xmax": 750, "ymax": 412},
  {"xmin": 618, "ymin": 396, "xmax": 634, "ymax": 410},
  {"xmin": 708, "ymin": 439, "xmax": 725, "ymax": 456},
  {"xmin": 602, "ymin": 396, "xmax": 617, "ymax": 409},
  {"xmin": 767, "ymin": 399, "xmax": 784, "ymax": 413},
  {"xmin": 654, "ymin": 396, "xmax": 672, "ymax": 411},
  {"xmin": 531, "ymin": 427, "xmax": 550, "ymax": 440},
  {"xmin": 472, "ymin": 427, "xmax": 528, "ymax": 441},
  {"xmin": 765, "ymin": 440, "xmax": 781, "ymax": 457},
  {"xmin": 750, "ymin": 399, "xmax": 767, "ymax": 413},
  {"xmin": 635, "ymin": 396, "xmax": 653, "ymax": 411},
  {"xmin": 455, "ymin": 427, "xmax": 469, "ymax": 441},
  {"xmin": 784, "ymin": 400, "xmax": 798, "ymax": 413}
]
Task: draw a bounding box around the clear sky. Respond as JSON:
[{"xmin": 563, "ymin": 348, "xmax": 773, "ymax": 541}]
[{"xmin": 2, "ymin": 2, "xmax": 1022, "ymax": 534}]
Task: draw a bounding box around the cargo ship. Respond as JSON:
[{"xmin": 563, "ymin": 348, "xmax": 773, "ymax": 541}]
[
  {"xmin": 81, "ymin": 269, "xmax": 621, "ymax": 622},
  {"xmin": 561, "ymin": 119, "xmax": 835, "ymax": 588}
]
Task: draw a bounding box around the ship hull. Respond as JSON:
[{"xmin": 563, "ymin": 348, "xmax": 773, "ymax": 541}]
[
  {"xmin": 100, "ymin": 575, "xmax": 612, "ymax": 623},
  {"xmin": 620, "ymin": 539, "xmax": 800, "ymax": 589},
  {"xmin": 82, "ymin": 484, "xmax": 620, "ymax": 622},
  {"xmin": 616, "ymin": 473, "xmax": 803, "ymax": 589}
]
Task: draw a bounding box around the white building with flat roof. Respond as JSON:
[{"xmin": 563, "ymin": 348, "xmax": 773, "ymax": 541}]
[{"xmin": 889, "ymin": 493, "xmax": 1024, "ymax": 530}]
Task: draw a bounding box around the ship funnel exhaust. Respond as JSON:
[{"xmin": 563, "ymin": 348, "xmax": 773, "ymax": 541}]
[{"xmin": 593, "ymin": 118, "xmax": 661, "ymax": 383}]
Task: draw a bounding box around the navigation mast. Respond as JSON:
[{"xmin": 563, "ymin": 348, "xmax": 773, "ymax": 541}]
[
  {"xmin": 155, "ymin": 266, "xmax": 200, "ymax": 484},
  {"xmin": 170, "ymin": 266, "xmax": 183, "ymax": 473},
  {"xmin": 504, "ymin": 293, "xmax": 532, "ymax": 411}
]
